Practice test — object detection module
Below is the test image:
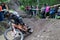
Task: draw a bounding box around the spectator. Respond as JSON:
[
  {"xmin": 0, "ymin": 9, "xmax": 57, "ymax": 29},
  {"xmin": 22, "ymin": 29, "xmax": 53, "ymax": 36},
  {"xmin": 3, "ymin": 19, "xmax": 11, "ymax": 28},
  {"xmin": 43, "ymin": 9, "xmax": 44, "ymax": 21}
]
[
  {"xmin": 40, "ymin": 4, "xmax": 46, "ymax": 18},
  {"xmin": 57, "ymin": 7, "xmax": 60, "ymax": 16},
  {"xmin": 35, "ymin": 5, "xmax": 39, "ymax": 16},
  {"xmin": 45, "ymin": 4, "xmax": 50, "ymax": 19},
  {"xmin": 0, "ymin": 4, "xmax": 4, "ymax": 21},
  {"xmin": 54, "ymin": 5, "xmax": 59, "ymax": 13},
  {"xmin": 0, "ymin": 5, "xmax": 2, "ymax": 11},
  {"xmin": 55, "ymin": 7, "xmax": 60, "ymax": 19},
  {"xmin": 25, "ymin": 5, "xmax": 32, "ymax": 16},
  {"xmin": 1, "ymin": 2, "xmax": 9, "ymax": 16},
  {"xmin": 31, "ymin": 5, "xmax": 38, "ymax": 16},
  {"xmin": 1, "ymin": 3, "xmax": 8, "ymax": 11},
  {"xmin": 25, "ymin": 5, "xmax": 30, "ymax": 14},
  {"xmin": 49, "ymin": 7, "xmax": 55, "ymax": 18},
  {"xmin": 25, "ymin": 6, "xmax": 30, "ymax": 11},
  {"xmin": 30, "ymin": 5, "xmax": 34, "ymax": 16}
]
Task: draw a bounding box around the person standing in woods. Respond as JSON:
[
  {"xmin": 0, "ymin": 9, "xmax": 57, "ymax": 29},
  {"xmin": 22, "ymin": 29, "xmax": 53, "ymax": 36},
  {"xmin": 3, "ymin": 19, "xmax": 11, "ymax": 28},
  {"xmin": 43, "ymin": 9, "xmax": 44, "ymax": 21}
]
[
  {"xmin": 41, "ymin": 4, "xmax": 46, "ymax": 18},
  {"xmin": 1, "ymin": 3, "xmax": 8, "ymax": 10},
  {"xmin": 0, "ymin": 4, "xmax": 4, "ymax": 21},
  {"xmin": 45, "ymin": 4, "xmax": 50, "ymax": 19}
]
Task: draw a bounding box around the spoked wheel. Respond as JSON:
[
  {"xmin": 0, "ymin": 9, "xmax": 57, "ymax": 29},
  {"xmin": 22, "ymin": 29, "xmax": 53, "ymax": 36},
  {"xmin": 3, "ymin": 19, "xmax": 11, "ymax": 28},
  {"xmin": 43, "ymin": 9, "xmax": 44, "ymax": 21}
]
[{"xmin": 4, "ymin": 28, "xmax": 24, "ymax": 40}]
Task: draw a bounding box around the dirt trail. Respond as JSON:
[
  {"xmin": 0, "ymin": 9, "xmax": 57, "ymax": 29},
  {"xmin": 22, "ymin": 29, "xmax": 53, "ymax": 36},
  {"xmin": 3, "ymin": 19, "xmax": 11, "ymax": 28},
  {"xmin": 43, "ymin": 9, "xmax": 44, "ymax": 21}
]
[
  {"xmin": 23, "ymin": 19, "xmax": 59, "ymax": 40},
  {"xmin": 0, "ymin": 18, "xmax": 60, "ymax": 40}
]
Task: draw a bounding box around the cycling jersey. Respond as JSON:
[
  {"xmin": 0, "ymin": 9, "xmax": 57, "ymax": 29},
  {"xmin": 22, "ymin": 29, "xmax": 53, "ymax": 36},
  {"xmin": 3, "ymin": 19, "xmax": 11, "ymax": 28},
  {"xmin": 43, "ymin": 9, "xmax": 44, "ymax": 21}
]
[{"xmin": 10, "ymin": 14, "xmax": 25, "ymax": 25}]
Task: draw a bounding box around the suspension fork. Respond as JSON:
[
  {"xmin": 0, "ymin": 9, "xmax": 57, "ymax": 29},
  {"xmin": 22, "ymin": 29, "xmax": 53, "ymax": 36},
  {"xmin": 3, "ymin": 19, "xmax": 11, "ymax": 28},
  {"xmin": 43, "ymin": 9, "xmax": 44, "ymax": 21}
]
[{"xmin": 11, "ymin": 23, "xmax": 17, "ymax": 34}]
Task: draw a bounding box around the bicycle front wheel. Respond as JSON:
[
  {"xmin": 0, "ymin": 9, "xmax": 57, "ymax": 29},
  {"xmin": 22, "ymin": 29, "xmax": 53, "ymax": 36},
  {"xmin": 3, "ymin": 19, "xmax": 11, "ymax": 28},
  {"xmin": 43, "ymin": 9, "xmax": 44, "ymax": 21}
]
[{"xmin": 4, "ymin": 28, "xmax": 24, "ymax": 40}]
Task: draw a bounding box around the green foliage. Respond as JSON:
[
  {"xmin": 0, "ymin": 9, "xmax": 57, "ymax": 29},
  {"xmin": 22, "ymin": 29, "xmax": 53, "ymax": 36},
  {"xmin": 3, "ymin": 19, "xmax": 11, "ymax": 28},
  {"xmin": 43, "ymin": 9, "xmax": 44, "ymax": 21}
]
[
  {"xmin": 40, "ymin": 0, "xmax": 60, "ymax": 5},
  {"xmin": 19, "ymin": 0, "xmax": 60, "ymax": 11},
  {"xmin": 19, "ymin": 5, "xmax": 25, "ymax": 10},
  {"xmin": 19, "ymin": 0, "xmax": 60, "ymax": 6},
  {"xmin": 19, "ymin": 0, "xmax": 37, "ymax": 6},
  {"xmin": 0, "ymin": 0, "xmax": 10, "ymax": 3}
]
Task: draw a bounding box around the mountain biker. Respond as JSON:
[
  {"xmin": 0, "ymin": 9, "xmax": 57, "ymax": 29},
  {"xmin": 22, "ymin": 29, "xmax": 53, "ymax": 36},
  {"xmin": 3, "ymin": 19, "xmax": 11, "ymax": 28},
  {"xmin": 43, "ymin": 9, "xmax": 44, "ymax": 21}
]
[{"xmin": 4, "ymin": 11, "xmax": 28, "ymax": 33}]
